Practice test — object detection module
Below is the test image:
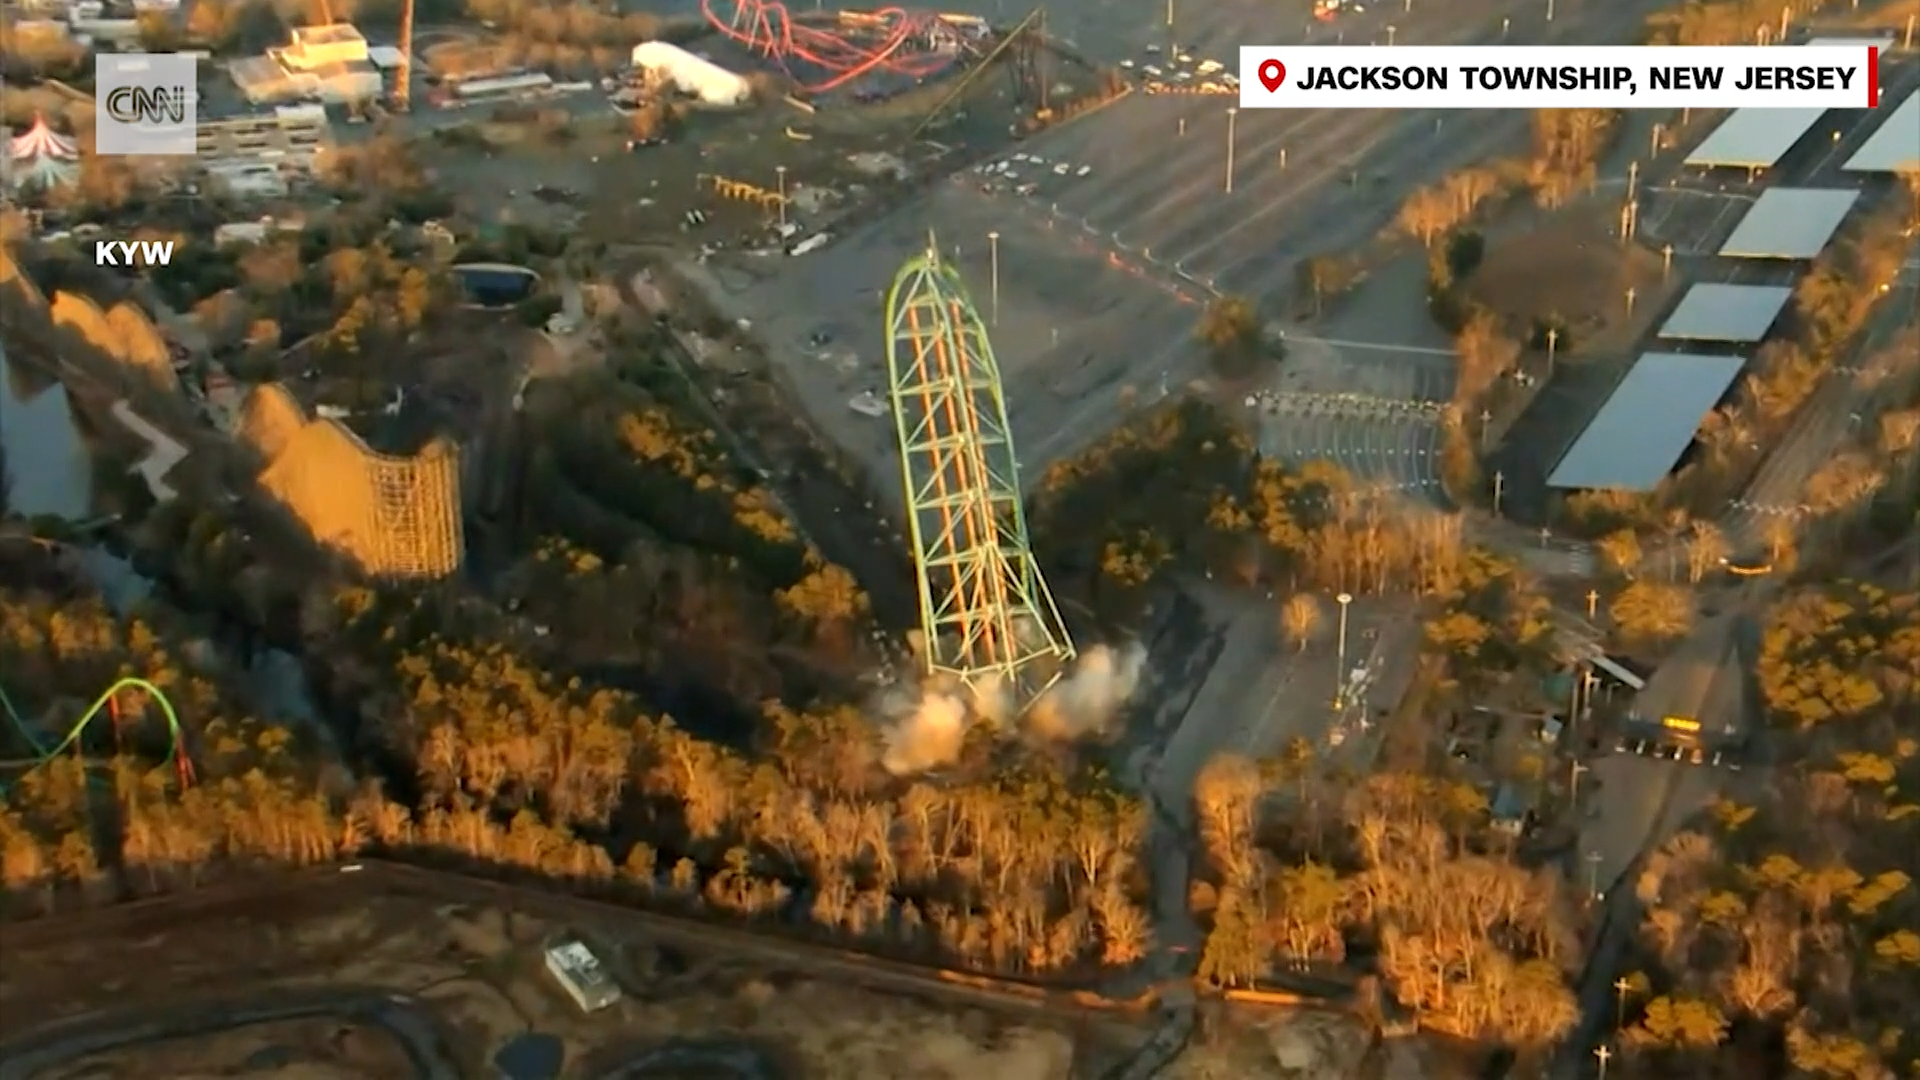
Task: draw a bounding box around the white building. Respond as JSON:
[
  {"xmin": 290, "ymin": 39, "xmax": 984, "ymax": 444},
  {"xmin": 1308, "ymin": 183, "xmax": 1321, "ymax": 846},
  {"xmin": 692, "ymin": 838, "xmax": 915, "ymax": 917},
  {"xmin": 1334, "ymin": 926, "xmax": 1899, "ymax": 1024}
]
[
  {"xmin": 630, "ymin": 41, "xmax": 751, "ymax": 106},
  {"xmin": 196, "ymin": 104, "xmax": 327, "ymax": 163},
  {"xmin": 542, "ymin": 939, "xmax": 620, "ymax": 1013},
  {"xmin": 453, "ymin": 72, "xmax": 552, "ymax": 100},
  {"xmin": 232, "ymin": 23, "xmax": 382, "ymax": 104}
]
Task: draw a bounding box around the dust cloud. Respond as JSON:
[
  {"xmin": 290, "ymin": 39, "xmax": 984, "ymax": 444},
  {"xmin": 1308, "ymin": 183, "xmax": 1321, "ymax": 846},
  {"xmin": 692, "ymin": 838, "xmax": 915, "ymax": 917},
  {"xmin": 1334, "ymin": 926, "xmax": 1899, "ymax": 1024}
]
[{"xmin": 878, "ymin": 643, "xmax": 1146, "ymax": 775}]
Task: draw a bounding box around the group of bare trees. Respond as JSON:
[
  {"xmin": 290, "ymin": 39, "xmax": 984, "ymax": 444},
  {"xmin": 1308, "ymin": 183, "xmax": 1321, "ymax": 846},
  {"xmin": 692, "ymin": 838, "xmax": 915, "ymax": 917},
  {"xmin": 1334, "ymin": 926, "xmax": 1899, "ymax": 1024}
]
[
  {"xmin": 1609, "ymin": 580, "xmax": 1919, "ymax": 1078},
  {"xmin": 1191, "ymin": 759, "xmax": 1585, "ymax": 1054},
  {"xmin": 1030, "ymin": 401, "xmax": 1495, "ymax": 622},
  {"xmin": 0, "ymin": 545, "xmax": 1151, "ymax": 978}
]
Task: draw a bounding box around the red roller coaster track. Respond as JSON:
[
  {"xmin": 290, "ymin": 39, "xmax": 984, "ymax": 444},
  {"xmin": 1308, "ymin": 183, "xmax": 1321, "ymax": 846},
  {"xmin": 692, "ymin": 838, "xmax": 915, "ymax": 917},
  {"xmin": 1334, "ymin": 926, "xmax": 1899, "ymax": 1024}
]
[{"xmin": 701, "ymin": 0, "xmax": 966, "ymax": 94}]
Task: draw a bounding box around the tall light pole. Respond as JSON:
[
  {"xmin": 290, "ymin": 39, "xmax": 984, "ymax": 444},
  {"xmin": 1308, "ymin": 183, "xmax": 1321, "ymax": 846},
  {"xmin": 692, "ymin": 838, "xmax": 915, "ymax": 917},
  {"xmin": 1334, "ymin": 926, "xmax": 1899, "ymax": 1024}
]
[
  {"xmin": 1546, "ymin": 327, "xmax": 1559, "ymax": 376},
  {"xmin": 1613, "ymin": 976, "xmax": 1632, "ymax": 1028},
  {"xmin": 1224, "ymin": 107, "xmax": 1238, "ymax": 193},
  {"xmin": 1586, "ymin": 849, "xmax": 1603, "ymax": 900},
  {"xmin": 1334, "ymin": 592, "xmax": 1354, "ymax": 707},
  {"xmin": 1650, "ymin": 122, "xmax": 1664, "ymax": 156},
  {"xmin": 1586, "ymin": 588, "xmax": 1599, "ymax": 618},
  {"xmin": 1594, "ymin": 1044, "xmax": 1612, "ymax": 1079},
  {"xmin": 1166, "ymin": 0, "xmax": 1174, "ymax": 27},
  {"xmin": 1492, "ymin": 469, "xmax": 1505, "ymax": 516},
  {"xmin": 1570, "ymin": 759, "xmax": 1588, "ymax": 803},
  {"xmin": 987, "ymin": 230, "xmax": 1001, "ymax": 326},
  {"xmin": 1546, "ymin": 0, "xmax": 1554, "ymax": 20},
  {"xmin": 1386, "ymin": 24, "xmax": 1397, "ymax": 45},
  {"xmin": 775, "ymin": 166, "xmax": 788, "ymax": 230},
  {"xmin": 1625, "ymin": 286, "xmax": 1638, "ymax": 317}
]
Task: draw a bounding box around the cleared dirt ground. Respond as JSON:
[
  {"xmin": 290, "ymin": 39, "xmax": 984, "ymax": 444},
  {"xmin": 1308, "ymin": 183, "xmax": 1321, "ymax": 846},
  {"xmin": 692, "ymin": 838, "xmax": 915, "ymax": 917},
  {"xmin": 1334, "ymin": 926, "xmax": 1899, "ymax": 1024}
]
[
  {"xmin": 0, "ymin": 874, "xmax": 1133, "ymax": 1078},
  {"xmin": 1464, "ymin": 210, "xmax": 1669, "ymax": 356}
]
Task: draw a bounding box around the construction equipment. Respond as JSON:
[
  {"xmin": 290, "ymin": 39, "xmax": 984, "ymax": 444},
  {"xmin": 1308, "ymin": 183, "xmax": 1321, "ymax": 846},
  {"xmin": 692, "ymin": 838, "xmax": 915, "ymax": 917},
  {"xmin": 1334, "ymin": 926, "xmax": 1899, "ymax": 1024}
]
[{"xmin": 884, "ymin": 237, "xmax": 1075, "ymax": 715}]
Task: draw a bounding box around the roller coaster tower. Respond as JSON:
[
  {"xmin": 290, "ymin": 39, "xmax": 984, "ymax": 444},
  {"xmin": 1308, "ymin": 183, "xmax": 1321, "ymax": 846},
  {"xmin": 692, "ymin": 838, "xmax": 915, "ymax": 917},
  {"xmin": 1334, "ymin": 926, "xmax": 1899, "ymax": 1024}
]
[{"xmin": 884, "ymin": 239, "xmax": 1075, "ymax": 716}]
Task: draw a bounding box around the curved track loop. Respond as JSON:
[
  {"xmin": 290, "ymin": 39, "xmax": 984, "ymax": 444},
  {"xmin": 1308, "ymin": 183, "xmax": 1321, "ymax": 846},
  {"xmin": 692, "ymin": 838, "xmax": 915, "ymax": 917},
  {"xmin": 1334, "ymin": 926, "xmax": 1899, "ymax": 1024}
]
[
  {"xmin": 701, "ymin": 0, "xmax": 963, "ymax": 93},
  {"xmin": 0, "ymin": 676, "xmax": 194, "ymax": 791},
  {"xmin": 0, "ymin": 987, "xmax": 461, "ymax": 1080}
]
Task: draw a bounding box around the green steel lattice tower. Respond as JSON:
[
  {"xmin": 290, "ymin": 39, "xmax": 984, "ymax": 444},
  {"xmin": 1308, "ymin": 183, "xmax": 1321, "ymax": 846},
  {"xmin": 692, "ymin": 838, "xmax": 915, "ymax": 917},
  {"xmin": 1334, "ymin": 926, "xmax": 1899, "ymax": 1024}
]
[{"xmin": 884, "ymin": 240, "xmax": 1076, "ymax": 715}]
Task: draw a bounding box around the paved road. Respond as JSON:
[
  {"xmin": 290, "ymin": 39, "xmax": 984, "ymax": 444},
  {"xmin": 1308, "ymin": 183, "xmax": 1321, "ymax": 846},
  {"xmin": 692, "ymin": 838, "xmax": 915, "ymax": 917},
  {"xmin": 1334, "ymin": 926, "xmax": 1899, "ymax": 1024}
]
[{"xmin": 739, "ymin": 0, "xmax": 1686, "ymax": 476}]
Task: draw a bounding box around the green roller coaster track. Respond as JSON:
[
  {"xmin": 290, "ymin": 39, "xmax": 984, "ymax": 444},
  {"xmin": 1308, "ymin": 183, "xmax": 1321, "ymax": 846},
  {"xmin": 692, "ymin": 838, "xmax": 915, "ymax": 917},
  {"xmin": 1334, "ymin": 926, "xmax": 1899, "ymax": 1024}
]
[{"xmin": 0, "ymin": 677, "xmax": 192, "ymax": 793}]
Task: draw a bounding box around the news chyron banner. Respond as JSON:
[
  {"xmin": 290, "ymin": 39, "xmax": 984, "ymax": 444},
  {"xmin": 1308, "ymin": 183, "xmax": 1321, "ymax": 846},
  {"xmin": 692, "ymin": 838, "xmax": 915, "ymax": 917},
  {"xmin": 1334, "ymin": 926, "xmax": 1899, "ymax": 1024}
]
[{"xmin": 1237, "ymin": 46, "xmax": 1882, "ymax": 109}]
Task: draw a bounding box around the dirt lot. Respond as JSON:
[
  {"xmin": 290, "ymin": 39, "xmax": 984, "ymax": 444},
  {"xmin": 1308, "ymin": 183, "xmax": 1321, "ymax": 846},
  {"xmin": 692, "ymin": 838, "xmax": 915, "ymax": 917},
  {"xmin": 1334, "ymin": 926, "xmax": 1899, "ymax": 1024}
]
[
  {"xmin": 1464, "ymin": 210, "xmax": 1669, "ymax": 356},
  {"xmin": 0, "ymin": 873, "xmax": 1132, "ymax": 1078}
]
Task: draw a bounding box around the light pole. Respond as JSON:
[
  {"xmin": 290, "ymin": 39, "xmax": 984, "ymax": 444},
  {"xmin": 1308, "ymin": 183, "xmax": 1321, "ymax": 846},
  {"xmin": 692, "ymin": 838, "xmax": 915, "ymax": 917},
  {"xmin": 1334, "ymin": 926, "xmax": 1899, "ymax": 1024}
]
[
  {"xmin": 1539, "ymin": 526, "xmax": 1551, "ymax": 548},
  {"xmin": 1663, "ymin": 243, "xmax": 1674, "ymax": 278},
  {"xmin": 1334, "ymin": 592, "xmax": 1354, "ymax": 707},
  {"xmin": 1224, "ymin": 108, "xmax": 1238, "ymax": 193},
  {"xmin": 1586, "ymin": 849, "xmax": 1603, "ymax": 900},
  {"xmin": 1166, "ymin": 0, "xmax": 1174, "ymax": 27},
  {"xmin": 987, "ymin": 230, "xmax": 1000, "ymax": 326},
  {"xmin": 1594, "ymin": 1044, "xmax": 1612, "ymax": 1079},
  {"xmin": 1492, "ymin": 470, "xmax": 1505, "ymax": 516},
  {"xmin": 1586, "ymin": 588, "xmax": 1599, "ymax": 619},
  {"xmin": 1627, "ymin": 160, "xmax": 1638, "ymax": 200},
  {"xmin": 1613, "ymin": 976, "xmax": 1632, "ymax": 1028},
  {"xmin": 1625, "ymin": 286, "xmax": 1637, "ymax": 317},
  {"xmin": 1546, "ymin": 0, "xmax": 1554, "ymax": 20},
  {"xmin": 775, "ymin": 166, "xmax": 788, "ymax": 230},
  {"xmin": 1479, "ymin": 407, "xmax": 1493, "ymax": 449},
  {"xmin": 1650, "ymin": 122, "xmax": 1664, "ymax": 156},
  {"xmin": 1386, "ymin": 24, "xmax": 1397, "ymax": 45},
  {"xmin": 1570, "ymin": 759, "xmax": 1588, "ymax": 803},
  {"xmin": 1546, "ymin": 327, "xmax": 1558, "ymax": 376}
]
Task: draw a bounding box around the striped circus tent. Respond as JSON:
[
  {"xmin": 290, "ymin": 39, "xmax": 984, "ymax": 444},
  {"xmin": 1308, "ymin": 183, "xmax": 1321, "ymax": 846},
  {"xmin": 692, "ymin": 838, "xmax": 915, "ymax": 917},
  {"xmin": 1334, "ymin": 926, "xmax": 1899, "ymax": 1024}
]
[{"xmin": 4, "ymin": 114, "xmax": 80, "ymax": 192}]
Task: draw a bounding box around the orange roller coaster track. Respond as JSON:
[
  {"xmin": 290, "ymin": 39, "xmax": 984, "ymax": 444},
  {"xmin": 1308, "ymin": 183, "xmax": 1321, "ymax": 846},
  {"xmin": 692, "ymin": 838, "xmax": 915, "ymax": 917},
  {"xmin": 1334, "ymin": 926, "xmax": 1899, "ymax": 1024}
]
[
  {"xmin": 701, "ymin": 0, "xmax": 974, "ymax": 94},
  {"xmin": 884, "ymin": 239, "xmax": 1074, "ymax": 715}
]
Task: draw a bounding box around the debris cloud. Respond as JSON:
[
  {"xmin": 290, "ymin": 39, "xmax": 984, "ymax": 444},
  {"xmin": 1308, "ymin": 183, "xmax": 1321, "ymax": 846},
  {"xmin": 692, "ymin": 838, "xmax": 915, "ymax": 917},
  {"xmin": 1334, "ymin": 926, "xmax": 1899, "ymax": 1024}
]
[{"xmin": 878, "ymin": 643, "xmax": 1146, "ymax": 774}]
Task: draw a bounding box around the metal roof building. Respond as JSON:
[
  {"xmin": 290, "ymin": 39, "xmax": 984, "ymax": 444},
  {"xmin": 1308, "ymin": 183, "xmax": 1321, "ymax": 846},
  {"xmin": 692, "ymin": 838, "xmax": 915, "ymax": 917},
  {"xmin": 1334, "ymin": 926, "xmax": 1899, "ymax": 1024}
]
[
  {"xmin": 1658, "ymin": 283, "xmax": 1793, "ymax": 343},
  {"xmin": 1843, "ymin": 90, "xmax": 1920, "ymax": 173},
  {"xmin": 1718, "ymin": 188, "xmax": 1860, "ymax": 259},
  {"xmin": 1801, "ymin": 36, "xmax": 1894, "ymax": 48},
  {"xmin": 1547, "ymin": 353, "xmax": 1746, "ymax": 491},
  {"xmin": 1684, "ymin": 108, "xmax": 1827, "ymax": 169}
]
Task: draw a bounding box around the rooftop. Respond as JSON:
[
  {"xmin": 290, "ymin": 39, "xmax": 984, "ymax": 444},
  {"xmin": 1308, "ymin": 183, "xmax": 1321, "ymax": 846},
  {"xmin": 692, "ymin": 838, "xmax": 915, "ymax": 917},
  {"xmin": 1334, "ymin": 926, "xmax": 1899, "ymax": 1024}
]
[
  {"xmin": 1843, "ymin": 90, "xmax": 1920, "ymax": 174},
  {"xmin": 1684, "ymin": 107, "xmax": 1828, "ymax": 169},
  {"xmin": 1717, "ymin": 188, "xmax": 1860, "ymax": 260},
  {"xmin": 1657, "ymin": 283, "xmax": 1793, "ymax": 344},
  {"xmin": 1547, "ymin": 352, "xmax": 1746, "ymax": 491},
  {"xmin": 292, "ymin": 23, "xmax": 365, "ymax": 46}
]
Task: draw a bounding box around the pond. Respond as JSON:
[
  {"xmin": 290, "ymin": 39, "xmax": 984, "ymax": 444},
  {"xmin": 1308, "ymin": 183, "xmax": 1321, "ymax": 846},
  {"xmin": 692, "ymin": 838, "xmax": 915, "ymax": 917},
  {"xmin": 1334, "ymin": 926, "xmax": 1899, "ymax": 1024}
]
[
  {"xmin": 0, "ymin": 340, "xmax": 95, "ymax": 520},
  {"xmin": 451, "ymin": 262, "xmax": 541, "ymax": 308}
]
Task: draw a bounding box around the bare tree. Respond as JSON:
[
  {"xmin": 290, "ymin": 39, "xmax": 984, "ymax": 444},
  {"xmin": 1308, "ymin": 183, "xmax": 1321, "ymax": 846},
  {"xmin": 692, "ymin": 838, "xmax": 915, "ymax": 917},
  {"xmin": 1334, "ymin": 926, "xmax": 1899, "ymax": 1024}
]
[{"xmin": 1281, "ymin": 593, "xmax": 1323, "ymax": 652}]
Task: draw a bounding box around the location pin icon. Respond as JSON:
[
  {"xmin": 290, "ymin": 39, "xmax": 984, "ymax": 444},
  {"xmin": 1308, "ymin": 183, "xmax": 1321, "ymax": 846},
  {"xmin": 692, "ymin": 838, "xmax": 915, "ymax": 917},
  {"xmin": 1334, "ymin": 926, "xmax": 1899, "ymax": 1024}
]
[{"xmin": 1258, "ymin": 59, "xmax": 1287, "ymax": 92}]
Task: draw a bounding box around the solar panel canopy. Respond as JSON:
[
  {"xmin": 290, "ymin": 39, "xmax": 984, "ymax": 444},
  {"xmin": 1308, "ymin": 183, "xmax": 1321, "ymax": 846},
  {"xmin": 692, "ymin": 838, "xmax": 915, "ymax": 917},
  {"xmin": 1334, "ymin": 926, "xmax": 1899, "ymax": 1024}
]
[
  {"xmin": 1685, "ymin": 108, "xmax": 1826, "ymax": 168},
  {"xmin": 1718, "ymin": 188, "xmax": 1860, "ymax": 259},
  {"xmin": 1658, "ymin": 283, "xmax": 1793, "ymax": 343},
  {"xmin": 1548, "ymin": 353, "xmax": 1746, "ymax": 491},
  {"xmin": 1843, "ymin": 91, "xmax": 1920, "ymax": 173}
]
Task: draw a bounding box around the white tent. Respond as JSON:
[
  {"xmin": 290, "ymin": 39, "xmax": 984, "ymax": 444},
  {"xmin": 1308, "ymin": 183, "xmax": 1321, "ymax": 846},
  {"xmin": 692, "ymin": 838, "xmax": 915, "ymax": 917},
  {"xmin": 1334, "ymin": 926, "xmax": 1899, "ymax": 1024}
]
[{"xmin": 5, "ymin": 115, "xmax": 80, "ymax": 192}]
